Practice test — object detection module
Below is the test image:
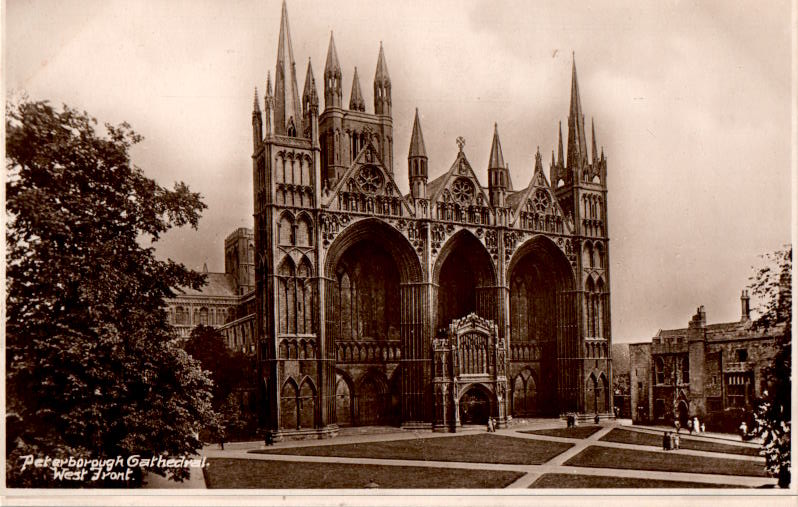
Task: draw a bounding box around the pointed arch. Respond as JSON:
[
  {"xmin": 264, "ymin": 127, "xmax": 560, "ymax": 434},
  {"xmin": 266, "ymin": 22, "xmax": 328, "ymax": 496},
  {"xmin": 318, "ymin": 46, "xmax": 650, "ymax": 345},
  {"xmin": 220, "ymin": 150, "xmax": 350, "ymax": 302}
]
[
  {"xmin": 334, "ymin": 370, "xmax": 354, "ymax": 426},
  {"xmin": 298, "ymin": 377, "xmax": 317, "ymax": 429},
  {"xmin": 296, "ymin": 212, "xmax": 314, "ymax": 247},
  {"xmin": 278, "ymin": 211, "xmax": 296, "ymax": 245},
  {"xmin": 280, "ymin": 377, "xmax": 299, "ymax": 430}
]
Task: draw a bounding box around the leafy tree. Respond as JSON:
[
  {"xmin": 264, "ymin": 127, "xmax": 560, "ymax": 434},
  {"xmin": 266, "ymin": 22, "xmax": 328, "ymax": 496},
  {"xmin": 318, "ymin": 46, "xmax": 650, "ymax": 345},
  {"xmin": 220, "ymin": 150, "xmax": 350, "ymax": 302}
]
[
  {"xmin": 184, "ymin": 325, "xmax": 254, "ymax": 441},
  {"xmin": 5, "ymin": 100, "xmax": 218, "ymax": 487},
  {"xmin": 748, "ymin": 246, "xmax": 791, "ymax": 488}
]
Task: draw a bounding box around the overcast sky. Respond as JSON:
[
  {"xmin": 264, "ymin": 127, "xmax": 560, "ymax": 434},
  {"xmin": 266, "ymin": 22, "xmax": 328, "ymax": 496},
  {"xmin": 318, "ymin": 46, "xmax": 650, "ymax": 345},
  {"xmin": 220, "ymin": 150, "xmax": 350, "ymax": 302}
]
[{"xmin": 6, "ymin": 0, "xmax": 794, "ymax": 343}]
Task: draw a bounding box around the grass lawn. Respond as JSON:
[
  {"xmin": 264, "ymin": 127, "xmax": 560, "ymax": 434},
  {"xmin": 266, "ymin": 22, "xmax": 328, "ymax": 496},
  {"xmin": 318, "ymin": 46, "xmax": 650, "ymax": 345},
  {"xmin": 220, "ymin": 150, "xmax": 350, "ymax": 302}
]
[
  {"xmin": 251, "ymin": 433, "xmax": 572, "ymax": 465},
  {"xmin": 600, "ymin": 428, "xmax": 761, "ymax": 457},
  {"xmin": 521, "ymin": 425, "xmax": 603, "ymax": 439},
  {"xmin": 564, "ymin": 446, "xmax": 768, "ymax": 477},
  {"xmin": 204, "ymin": 458, "xmax": 523, "ymax": 488},
  {"xmin": 529, "ymin": 473, "xmax": 742, "ymax": 488}
]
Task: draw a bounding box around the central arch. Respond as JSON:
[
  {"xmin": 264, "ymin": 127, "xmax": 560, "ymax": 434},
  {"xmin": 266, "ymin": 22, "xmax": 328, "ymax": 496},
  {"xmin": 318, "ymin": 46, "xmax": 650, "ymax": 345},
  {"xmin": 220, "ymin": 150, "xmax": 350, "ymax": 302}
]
[
  {"xmin": 507, "ymin": 235, "xmax": 577, "ymax": 415},
  {"xmin": 324, "ymin": 218, "xmax": 424, "ymax": 426},
  {"xmin": 433, "ymin": 230, "xmax": 496, "ymax": 333},
  {"xmin": 458, "ymin": 384, "xmax": 494, "ymax": 425}
]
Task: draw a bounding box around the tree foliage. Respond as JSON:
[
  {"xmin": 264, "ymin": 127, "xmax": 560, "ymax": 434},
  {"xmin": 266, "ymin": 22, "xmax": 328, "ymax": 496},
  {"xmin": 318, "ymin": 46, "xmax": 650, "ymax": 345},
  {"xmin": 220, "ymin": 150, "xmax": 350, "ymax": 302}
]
[
  {"xmin": 5, "ymin": 100, "xmax": 217, "ymax": 487},
  {"xmin": 184, "ymin": 325, "xmax": 255, "ymax": 441},
  {"xmin": 748, "ymin": 246, "xmax": 791, "ymax": 488}
]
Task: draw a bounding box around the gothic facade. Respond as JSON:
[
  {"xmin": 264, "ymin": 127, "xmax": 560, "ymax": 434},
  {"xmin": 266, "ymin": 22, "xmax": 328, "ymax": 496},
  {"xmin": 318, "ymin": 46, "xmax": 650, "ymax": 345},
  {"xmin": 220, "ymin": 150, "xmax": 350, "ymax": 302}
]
[{"xmin": 253, "ymin": 2, "xmax": 613, "ymax": 439}]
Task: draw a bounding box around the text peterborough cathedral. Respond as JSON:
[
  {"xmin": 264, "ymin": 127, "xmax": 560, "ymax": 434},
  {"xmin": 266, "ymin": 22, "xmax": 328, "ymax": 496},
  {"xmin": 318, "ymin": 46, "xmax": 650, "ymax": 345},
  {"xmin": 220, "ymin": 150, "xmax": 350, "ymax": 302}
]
[{"xmin": 242, "ymin": 1, "xmax": 614, "ymax": 439}]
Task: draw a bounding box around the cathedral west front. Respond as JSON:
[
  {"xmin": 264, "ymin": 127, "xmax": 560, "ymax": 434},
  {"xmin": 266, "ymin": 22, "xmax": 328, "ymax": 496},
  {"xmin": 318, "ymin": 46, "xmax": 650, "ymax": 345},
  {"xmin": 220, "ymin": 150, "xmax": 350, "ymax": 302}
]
[{"xmin": 252, "ymin": 2, "xmax": 613, "ymax": 439}]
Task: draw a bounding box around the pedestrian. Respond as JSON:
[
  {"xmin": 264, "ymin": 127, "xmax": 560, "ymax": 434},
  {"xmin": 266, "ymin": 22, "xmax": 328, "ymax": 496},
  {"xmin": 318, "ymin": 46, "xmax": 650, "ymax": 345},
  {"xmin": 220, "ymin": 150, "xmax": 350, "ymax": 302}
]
[
  {"xmin": 486, "ymin": 417, "xmax": 493, "ymax": 433},
  {"xmin": 739, "ymin": 421, "xmax": 748, "ymax": 441},
  {"xmin": 700, "ymin": 422, "xmax": 706, "ymax": 433},
  {"xmin": 674, "ymin": 420, "xmax": 681, "ymax": 434},
  {"xmin": 594, "ymin": 414, "xmax": 600, "ymax": 425},
  {"xmin": 264, "ymin": 430, "xmax": 274, "ymax": 446},
  {"xmin": 693, "ymin": 417, "xmax": 700, "ymax": 434},
  {"xmin": 687, "ymin": 418, "xmax": 693, "ymax": 434},
  {"xmin": 663, "ymin": 431, "xmax": 671, "ymax": 451},
  {"xmin": 673, "ymin": 432, "xmax": 680, "ymax": 450}
]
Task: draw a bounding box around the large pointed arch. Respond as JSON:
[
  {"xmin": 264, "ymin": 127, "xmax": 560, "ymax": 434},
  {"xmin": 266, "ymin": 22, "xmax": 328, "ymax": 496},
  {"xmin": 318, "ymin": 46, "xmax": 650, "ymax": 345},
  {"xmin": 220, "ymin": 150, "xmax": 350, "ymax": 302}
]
[
  {"xmin": 432, "ymin": 229, "xmax": 496, "ymax": 332},
  {"xmin": 507, "ymin": 234, "xmax": 578, "ymax": 415}
]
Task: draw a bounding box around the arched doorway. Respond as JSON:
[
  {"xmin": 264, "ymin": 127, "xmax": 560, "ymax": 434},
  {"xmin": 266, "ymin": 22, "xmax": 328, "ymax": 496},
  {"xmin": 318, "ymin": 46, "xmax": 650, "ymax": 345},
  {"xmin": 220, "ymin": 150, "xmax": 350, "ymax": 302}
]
[
  {"xmin": 459, "ymin": 386, "xmax": 492, "ymax": 425},
  {"xmin": 508, "ymin": 236, "xmax": 577, "ymax": 415},
  {"xmin": 324, "ymin": 218, "xmax": 424, "ymax": 425},
  {"xmin": 433, "ymin": 231, "xmax": 495, "ymax": 332},
  {"xmin": 676, "ymin": 400, "xmax": 689, "ymax": 427}
]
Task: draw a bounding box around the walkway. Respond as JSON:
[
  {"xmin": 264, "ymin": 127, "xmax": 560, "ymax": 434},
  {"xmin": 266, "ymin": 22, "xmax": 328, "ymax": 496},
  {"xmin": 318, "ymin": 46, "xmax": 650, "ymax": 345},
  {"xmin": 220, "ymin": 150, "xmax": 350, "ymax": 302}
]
[{"xmin": 152, "ymin": 419, "xmax": 777, "ymax": 489}]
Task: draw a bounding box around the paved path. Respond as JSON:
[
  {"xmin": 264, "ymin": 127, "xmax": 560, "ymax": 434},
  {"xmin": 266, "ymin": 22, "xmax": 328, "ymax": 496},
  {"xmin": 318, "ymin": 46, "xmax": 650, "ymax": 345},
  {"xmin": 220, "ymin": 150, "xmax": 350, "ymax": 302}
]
[{"xmin": 156, "ymin": 420, "xmax": 777, "ymax": 489}]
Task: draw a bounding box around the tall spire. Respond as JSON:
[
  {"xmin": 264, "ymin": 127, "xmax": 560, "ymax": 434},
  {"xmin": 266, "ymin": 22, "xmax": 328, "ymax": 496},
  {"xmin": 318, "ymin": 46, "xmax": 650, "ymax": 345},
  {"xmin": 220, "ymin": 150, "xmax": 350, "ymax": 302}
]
[
  {"xmin": 488, "ymin": 123, "xmax": 506, "ymax": 169},
  {"xmin": 324, "ymin": 32, "xmax": 342, "ymax": 109},
  {"xmin": 266, "ymin": 71, "xmax": 272, "ymax": 97},
  {"xmin": 303, "ymin": 58, "xmax": 319, "ymax": 111},
  {"xmin": 253, "ymin": 87, "xmax": 261, "ymax": 113},
  {"xmin": 408, "ymin": 108, "xmax": 427, "ymax": 158},
  {"xmin": 374, "ymin": 42, "xmax": 392, "ymax": 115},
  {"xmin": 557, "ymin": 121, "xmax": 564, "ymax": 167},
  {"xmin": 349, "ymin": 67, "xmax": 366, "ymax": 112},
  {"xmin": 567, "ymin": 53, "xmax": 588, "ymax": 169},
  {"xmin": 591, "ymin": 117, "xmax": 598, "ymax": 164},
  {"xmin": 274, "ymin": 0, "xmax": 302, "ymax": 136}
]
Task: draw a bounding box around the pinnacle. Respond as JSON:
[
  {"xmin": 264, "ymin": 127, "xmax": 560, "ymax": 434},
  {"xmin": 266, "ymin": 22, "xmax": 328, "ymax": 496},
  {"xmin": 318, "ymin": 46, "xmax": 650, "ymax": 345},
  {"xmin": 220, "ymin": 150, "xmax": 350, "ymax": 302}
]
[
  {"xmin": 488, "ymin": 123, "xmax": 505, "ymax": 169},
  {"xmin": 349, "ymin": 67, "xmax": 365, "ymax": 112},
  {"xmin": 253, "ymin": 87, "xmax": 261, "ymax": 112},
  {"xmin": 325, "ymin": 32, "xmax": 341, "ymax": 75},
  {"xmin": 375, "ymin": 42, "xmax": 390, "ymax": 83},
  {"xmin": 409, "ymin": 108, "xmax": 427, "ymax": 158}
]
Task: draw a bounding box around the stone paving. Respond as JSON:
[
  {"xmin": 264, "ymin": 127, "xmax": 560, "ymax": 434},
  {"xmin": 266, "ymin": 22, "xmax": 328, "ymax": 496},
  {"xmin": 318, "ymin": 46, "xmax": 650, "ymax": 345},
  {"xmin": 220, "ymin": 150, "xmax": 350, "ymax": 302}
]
[{"xmin": 146, "ymin": 419, "xmax": 777, "ymax": 489}]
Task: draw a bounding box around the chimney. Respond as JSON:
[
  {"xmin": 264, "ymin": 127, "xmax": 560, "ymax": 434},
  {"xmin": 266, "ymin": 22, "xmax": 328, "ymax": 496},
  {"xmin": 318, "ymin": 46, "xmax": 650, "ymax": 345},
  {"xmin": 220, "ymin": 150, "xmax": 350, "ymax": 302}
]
[{"xmin": 740, "ymin": 290, "xmax": 750, "ymax": 321}]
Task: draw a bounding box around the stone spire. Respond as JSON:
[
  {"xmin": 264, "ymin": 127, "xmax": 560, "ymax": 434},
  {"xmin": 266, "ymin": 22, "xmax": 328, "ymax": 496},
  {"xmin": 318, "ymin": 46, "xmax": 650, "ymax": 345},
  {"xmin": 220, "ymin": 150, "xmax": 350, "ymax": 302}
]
[
  {"xmin": 591, "ymin": 117, "xmax": 598, "ymax": 164},
  {"xmin": 408, "ymin": 108, "xmax": 427, "ymax": 158},
  {"xmin": 408, "ymin": 108, "xmax": 428, "ymax": 199},
  {"xmin": 252, "ymin": 87, "xmax": 262, "ymax": 150},
  {"xmin": 488, "ymin": 123, "xmax": 509, "ymax": 207},
  {"xmin": 488, "ymin": 123, "xmax": 506, "ymax": 169},
  {"xmin": 567, "ymin": 54, "xmax": 588, "ymax": 169},
  {"xmin": 324, "ymin": 32, "xmax": 342, "ymax": 109},
  {"xmin": 349, "ymin": 67, "xmax": 366, "ymax": 112},
  {"xmin": 557, "ymin": 121, "xmax": 564, "ymax": 167},
  {"xmin": 274, "ymin": 0, "xmax": 302, "ymax": 136},
  {"xmin": 303, "ymin": 58, "xmax": 319, "ymax": 111},
  {"xmin": 374, "ymin": 42, "xmax": 392, "ymax": 115}
]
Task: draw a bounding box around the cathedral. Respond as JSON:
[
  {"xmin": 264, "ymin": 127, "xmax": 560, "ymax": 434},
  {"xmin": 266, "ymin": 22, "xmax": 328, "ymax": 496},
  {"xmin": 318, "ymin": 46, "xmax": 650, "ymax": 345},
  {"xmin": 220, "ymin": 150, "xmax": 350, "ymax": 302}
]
[{"xmin": 252, "ymin": 2, "xmax": 613, "ymax": 439}]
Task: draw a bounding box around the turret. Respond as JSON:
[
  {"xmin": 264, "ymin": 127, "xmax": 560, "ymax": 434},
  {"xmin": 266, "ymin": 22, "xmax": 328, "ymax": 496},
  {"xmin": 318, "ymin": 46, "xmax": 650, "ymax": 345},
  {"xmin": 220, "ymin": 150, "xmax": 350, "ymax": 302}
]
[
  {"xmin": 349, "ymin": 67, "xmax": 366, "ymax": 112},
  {"xmin": 374, "ymin": 42, "xmax": 391, "ymax": 116},
  {"xmin": 741, "ymin": 290, "xmax": 751, "ymax": 321},
  {"xmin": 252, "ymin": 87, "xmax": 262, "ymax": 150},
  {"xmin": 324, "ymin": 32, "xmax": 342, "ymax": 110},
  {"xmin": 264, "ymin": 72, "xmax": 274, "ymax": 135},
  {"xmin": 487, "ymin": 123, "xmax": 509, "ymax": 207},
  {"xmin": 408, "ymin": 108, "xmax": 428, "ymax": 199},
  {"xmin": 302, "ymin": 59, "xmax": 319, "ymax": 141}
]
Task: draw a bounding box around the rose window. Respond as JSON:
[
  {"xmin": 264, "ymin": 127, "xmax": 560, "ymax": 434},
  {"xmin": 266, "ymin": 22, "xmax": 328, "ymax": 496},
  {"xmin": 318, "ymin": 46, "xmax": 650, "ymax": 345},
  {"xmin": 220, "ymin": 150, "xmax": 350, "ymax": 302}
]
[
  {"xmin": 451, "ymin": 177, "xmax": 474, "ymax": 204},
  {"xmin": 356, "ymin": 165, "xmax": 383, "ymax": 194},
  {"xmin": 533, "ymin": 189, "xmax": 550, "ymax": 213}
]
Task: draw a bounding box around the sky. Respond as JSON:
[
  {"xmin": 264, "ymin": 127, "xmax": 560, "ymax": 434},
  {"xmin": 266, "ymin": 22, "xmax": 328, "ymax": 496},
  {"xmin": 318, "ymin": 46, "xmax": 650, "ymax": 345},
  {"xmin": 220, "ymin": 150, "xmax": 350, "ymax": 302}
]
[{"xmin": 5, "ymin": 0, "xmax": 794, "ymax": 343}]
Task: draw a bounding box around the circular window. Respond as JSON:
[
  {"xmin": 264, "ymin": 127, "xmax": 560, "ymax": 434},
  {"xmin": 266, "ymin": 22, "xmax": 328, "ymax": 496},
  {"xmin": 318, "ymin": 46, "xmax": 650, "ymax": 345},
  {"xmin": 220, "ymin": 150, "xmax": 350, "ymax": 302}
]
[
  {"xmin": 356, "ymin": 165, "xmax": 383, "ymax": 194},
  {"xmin": 532, "ymin": 189, "xmax": 550, "ymax": 213},
  {"xmin": 451, "ymin": 177, "xmax": 474, "ymax": 204}
]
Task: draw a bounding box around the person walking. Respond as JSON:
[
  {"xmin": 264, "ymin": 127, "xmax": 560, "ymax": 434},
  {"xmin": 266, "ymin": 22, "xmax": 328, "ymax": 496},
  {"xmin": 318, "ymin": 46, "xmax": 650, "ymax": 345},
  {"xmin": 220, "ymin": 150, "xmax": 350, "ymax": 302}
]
[
  {"xmin": 687, "ymin": 418, "xmax": 693, "ymax": 435},
  {"xmin": 663, "ymin": 431, "xmax": 671, "ymax": 451}
]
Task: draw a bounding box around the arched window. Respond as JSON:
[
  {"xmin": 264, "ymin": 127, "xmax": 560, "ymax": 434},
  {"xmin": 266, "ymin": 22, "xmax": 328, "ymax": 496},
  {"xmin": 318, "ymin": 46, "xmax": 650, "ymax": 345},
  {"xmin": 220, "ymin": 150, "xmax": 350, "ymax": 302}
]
[
  {"xmin": 655, "ymin": 357, "xmax": 665, "ymax": 384},
  {"xmin": 199, "ymin": 307, "xmax": 209, "ymax": 326}
]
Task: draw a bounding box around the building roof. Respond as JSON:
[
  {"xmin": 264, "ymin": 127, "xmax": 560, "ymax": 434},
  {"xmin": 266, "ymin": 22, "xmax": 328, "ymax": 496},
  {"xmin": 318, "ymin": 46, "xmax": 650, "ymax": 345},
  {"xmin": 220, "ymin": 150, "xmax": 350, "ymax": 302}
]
[{"xmin": 173, "ymin": 272, "xmax": 238, "ymax": 298}]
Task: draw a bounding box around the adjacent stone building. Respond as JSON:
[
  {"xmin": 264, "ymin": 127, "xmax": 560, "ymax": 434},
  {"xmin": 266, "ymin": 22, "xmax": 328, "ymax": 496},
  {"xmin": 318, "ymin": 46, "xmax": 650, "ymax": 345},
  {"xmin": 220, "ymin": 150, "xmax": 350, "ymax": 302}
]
[
  {"xmin": 250, "ymin": 2, "xmax": 614, "ymax": 439},
  {"xmin": 629, "ymin": 291, "xmax": 782, "ymax": 426},
  {"xmin": 165, "ymin": 228, "xmax": 257, "ymax": 354}
]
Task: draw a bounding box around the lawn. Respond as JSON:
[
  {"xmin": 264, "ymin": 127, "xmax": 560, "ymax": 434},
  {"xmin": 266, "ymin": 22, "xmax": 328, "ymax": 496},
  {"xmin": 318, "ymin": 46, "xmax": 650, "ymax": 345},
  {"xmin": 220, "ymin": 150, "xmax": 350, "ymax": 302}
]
[
  {"xmin": 204, "ymin": 458, "xmax": 523, "ymax": 488},
  {"xmin": 600, "ymin": 428, "xmax": 761, "ymax": 457},
  {"xmin": 529, "ymin": 473, "xmax": 742, "ymax": 488},
  {"xmin": 564, "ymin": 446, "xmax": 768, "ymax": 477},
  {"xmin": 251, "ymin": 433, "xmax": 572, "ymax": 465},
  {"xmin": 521, "ymin": 425, "xmax": 603, "ymax": 439}
]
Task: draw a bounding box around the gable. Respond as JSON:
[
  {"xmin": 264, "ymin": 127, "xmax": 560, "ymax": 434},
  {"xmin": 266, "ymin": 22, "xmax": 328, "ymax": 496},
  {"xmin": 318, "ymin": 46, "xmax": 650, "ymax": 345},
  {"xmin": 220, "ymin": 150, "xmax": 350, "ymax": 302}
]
[
  {"xmin": 510, "ymin": 165, "xmax": 573, "ymax": 234},
  {"xmin": 429, "ymin": 151, "xmax": 492, "ymax": 211},
  {"xmin": 323, "ymin": 139, "xmax": 415, "ymax": 217}
]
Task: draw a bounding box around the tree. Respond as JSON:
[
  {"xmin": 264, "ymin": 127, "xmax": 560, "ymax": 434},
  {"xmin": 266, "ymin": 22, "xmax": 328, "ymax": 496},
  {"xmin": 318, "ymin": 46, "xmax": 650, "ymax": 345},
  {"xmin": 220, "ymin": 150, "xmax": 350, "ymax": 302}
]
[
  {"xmin": 5, "ymin": 100, "xmax": 218, "ymax": 487},
  {"xmin": 184, "ymin": 325, "xmax": 255, "ymax": 441},
  {"xmin": 748, "ymin": 246, "xmax": 791, "ymax": 488}
]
